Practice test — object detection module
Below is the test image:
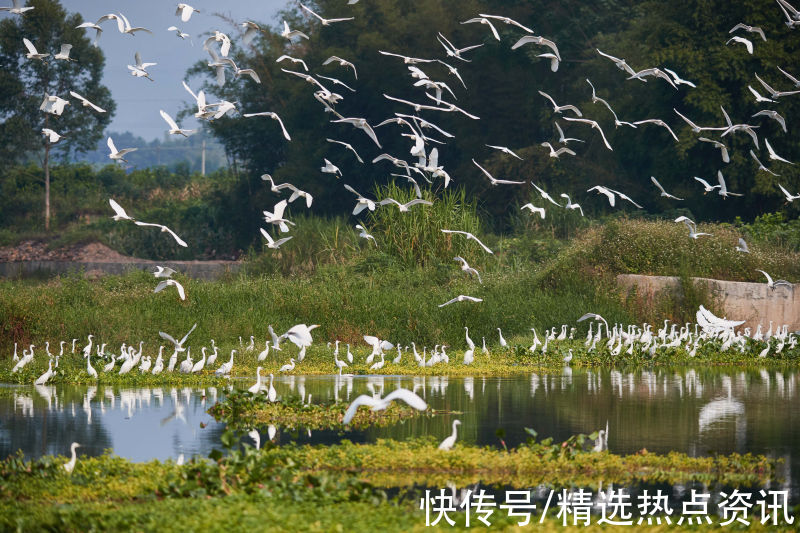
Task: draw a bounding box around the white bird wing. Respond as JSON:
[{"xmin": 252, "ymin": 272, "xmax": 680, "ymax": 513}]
[
  {"xmin": 162, "ymin": 225, "xmax": 188, "ymax": 247},
  {"xmin": 270, "ymin": 113, "xmax": 291, "ymax": 141},
  {"xmin": 109, "ymin": 198, "xmax": 131, "ymax": 220},
  {"xmin": 757, "ymin": 269, "xmax": 773, "ymax": 285},
  {"xmin": 107, "ymin": 136, "xmax": 118, "ymax": 154},
  {"xmin": 343, "ymin": 184, "xmax": 362, "ymax": 198},
  {"xmin": 22, "ymin": 38, "xmax": 38, "ymax": 55},
  {"xmin": 259, "ymin": 227, "xmax": 275, "ymax": 245},
  {"xmin": 588, "ymin": 186, "xmax": 615, "ymax": 206},
  {"xmin": 438, "ymin": 297, "xmax": 460, "ymax": 307},
  {"xmin": 159, "ymin": 331, "xmax": 179, "ymax": 347},
  {"xmin": 382, "ymin": 388, "xmax": 427, "ymax": 411},
  {"xmin": 650, "ymin": 176, "xmax": 667, "ymax": 194},
  {"xmin": 159, "ymin": 110, "xmax": 180, "ymax": 130},
  {"xmin": 467, "ymin": 233, "xmax": 493, "ymax": 254},
  {"xmin": 342, "ymin": 395, "xmax": 380, "ymax": 424}
]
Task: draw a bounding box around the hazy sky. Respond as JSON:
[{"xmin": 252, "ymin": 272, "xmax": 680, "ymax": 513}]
[{"xmin": 34, "ymin": 1, "xmax": 289, "ymax": 139}]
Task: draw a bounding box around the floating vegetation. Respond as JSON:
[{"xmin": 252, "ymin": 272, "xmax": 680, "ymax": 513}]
[{"xmin": 208, "ymin": 390, "xmax": 436, "ymax": 431}]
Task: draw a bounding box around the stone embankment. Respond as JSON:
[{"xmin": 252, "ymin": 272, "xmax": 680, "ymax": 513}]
[{"xmin": 618, "ymin": 274, "xmax": 798, "ymax": 331}]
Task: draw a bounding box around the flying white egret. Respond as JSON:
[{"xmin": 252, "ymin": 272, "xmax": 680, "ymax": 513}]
[
  {"xmin": 485, "ymin": 144, "xmax": 524, "ymax": 160},
  {"xmin": 663, "ymin": 68, "xmax": 696, "ymax": 88},
  {"xmin": 300, "ymin": 3, "xmax": 354, "ymax": 25},
  {"xmin": 281, "ymin": 20, "xmax": 309, "ymax": 41},
  {"xmin": 159, "ymin": 323, "xmax": 197, "ymax": 354},
  {"xmin": 1, "ymin": 0, "xmax": 34, "ymax": 14},
  {"xmin": 717, "ymin": 171, "xmax": 743, "ymax": 198},
  {"xmin": 159, "ymin": 110, "xmax": 196, "ymax": 137},
  {"xmin": 555, "ymin": 122, "xmax": 584, "ymax": 144},
  {"xmin": 765, "ymin": 138, "xmax": 794, "ymax": 165},
  {"xmin": 512, "ymin": 35, "xmax": 561, "ymax": 60},
  {"xmin": 461, "ymin": 17, "xmax": 500, "ymax": 40},
  {"xmin": 694, "ymin": 176, "xmax": 721, "ymax": 194},
  {"xmin": 521, "ymin": 203, "xmax": 546, "ymax": 219},
  {"xmin": 342, "ymin": 388, "xmax": 427, "ymax": 425},
  {"xmin": 562, "ymin": 117, "xmax": 613, "ymax": 150},
  {"xmin": 134, "ymin": 221, "xmax": 188, "ymax": 247},
  {"xmin": 437, "ymin": 32, "xmax": 483, "ymax": 62},
  {"xmin": 736, "ymin": 238, "xmax": 750, "ymax": 253},
  {"xmin": 438, "ymin": 295, "xmax": 483, "ymax": 307},
  {"xmin": 541, "ymin": 142, "xmax": 576, "ymax": 158},
  {"xmin": 41, "ymin": 129, "xmax": 63, "ymax": 143},
  {"xmin": 673, "ymin": 108, "xmax": 725, "ymax": 133},
  {"xmin": 76, "ymin": 21, "xmax": 103, "ymax": 46},
  {"xmin": 752, "ymin": 110, "xmax": 787, "ymax": 133},
  {"xmin": 595, "ymin": 48, "xmax": 638, "ymax": 76},
  {"xmin": 154, "ymin": 279, "xmax": 186, "ymax": 301},
  {"xmin": 331, "ymin": 117, "xmax": 381, "ymax": 147},
  {"xmin": 697, "ymin": 137, "xmax": 730, "ymax": 163},
  {"xmin": 538, "ymin": 91, "xmax": 580, "ymax": 116},
  {"xmin": 263, "ymin": 199, "xmax": 295, "ymax": 233},
  {"xmin": 69, "ymin": 91, "xmax": 106, "ymax": 113},
  {"xmin": 633, "ymin": 119, "xmax": 679, "ymax": 141},
  {"xmin": 750, "ymin": 150, "xmax": 779, "ymax": 176},
  {"xmin": 730, "ymin": 23, "xmax": 766, "ymax": 41},
  {"xmin": 167, "ymin": 26, "xmax": 190, "ymax": 40},
  {"xmin": 453, "ymin": 256, "xmax": 482, "ymax": 283},
  {"xmin": 756, "ymin": 270, "xmax": 793, "ymax": 291},
  {"xmin": 479, "ymin": 13, "xmax": 535, "ymax": 33},
  {"xmin": 627, "ymin": 67, "xmax": 678, "ymax": 89},
  {"xmin": 675, "ymin": 216, "xmax": 712, "ymax": 239},
  {"xmin": 40, "ymin": 94, "xmax": 69, "ymax": 115},
  {"xmin": 282, "ymin": 323, "xmax": 319, "ymax": 348},
  {"xmin": 323, "ymin": 55, "xmax": 357, "ymax": 79},
  {"xmin": 107, "ymin": 137, "xmax": 137, "ymax": 163},
  {"xmin": 63, "ymin": 442, "xmax": 81, "ymax": 474},
  {"xmin": 260, "ymin": 227, "xmax": 293, "ymax": 249},
  {"xmin": 22, "ymin": 38, "xmax": 49, "ymax": 60},
  {"xmin": 560, "ymin": 194, "xmax": 584, "ymax": 216},
  {"xmin": 726, "ymin": 36, "xmax": 754, "ymax": 54},
  {"xmin": 326, "ymin": 139, "xmax": 364, "ymax": 163},
  {"xmin": 748, "ymin": 85, "xmax": 776, "ymax": 103},
  {"xmin": 378, "ymin": 198, "xmax": 433, "ymax": 212},
  {"xmin": 778, "ymin": 184, "xmax": 800, "ymax": 202},
  {"xmin": 276, "ymin": 54, "xmax": 308, "ymax": 72},
  {"xmin": 438, "ymin": 420, "xmax": 461, "ymax": 450},
  {"xmin": 755, "ymin": 73, "xmax": 800, "ymax": 98},
  {"xmin": 53, "ymin": 44, "xmax": 74, "ymax": 61},
  {"xmin": 344, "ymin": 184, "xmax": 377, "ymax": 215},
  {"xmin": 154, "ymin": 266, "xmax": 176, "ymax": 278},
  {"xmin": 355, "ymin": 224, "xmax": 376, "ymax": 245},
  {"xmin": 321, "ymin": 158, "xmax": 342, "ymax": 177},
  {"xmin": 472, "ymin": 159, "xmax": 525, "ymax": 185},
  {"xmin": 440, "ymin": 229, "xmax": 493, "ymax": 254},
  {"xmin": 175, "ymin": 3, "xmax": 199, "ymax": 22},
  {"xmin": 651, "ymin": 177, "xmax": 683, "ymax": 200},
  {"xmin": 128, "ymin": 52, "xmax": 156, "ymax": 81}
]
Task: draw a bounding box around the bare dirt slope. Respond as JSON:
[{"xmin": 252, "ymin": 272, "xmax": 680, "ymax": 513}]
[{"xmin": 0, "ymin": 240, "xmax": 138, "ymax": 263}]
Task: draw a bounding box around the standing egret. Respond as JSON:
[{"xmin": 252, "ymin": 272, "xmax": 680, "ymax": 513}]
[
  {"xmin": 438, "ymin": 420, "xmax": 462, "ymax": 451},
  {"xmin": 64, "ymin": 442, "xmax": 81, "ymax": 474},
  {"xmin": 249, "ymin": 367, "xmax": 264, "ymax": 394}
]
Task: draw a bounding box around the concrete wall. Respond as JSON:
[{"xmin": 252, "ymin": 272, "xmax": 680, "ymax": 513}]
[
  {"xmin": 0, "ymin": 260, "xmax": 240, "ymax": 281},
  {"xmin": 617, "ymin": 274, "xmax": 798, "ymax": 331}
]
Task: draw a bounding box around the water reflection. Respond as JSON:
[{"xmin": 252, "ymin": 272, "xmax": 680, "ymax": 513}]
[{"xmin": 0, "ymin": 368, "xmax": 798, "ymax": 498}]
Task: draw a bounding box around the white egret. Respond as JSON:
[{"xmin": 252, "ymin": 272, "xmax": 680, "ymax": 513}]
[
  {"xmin": 537, "ymin": 91, "xmax": 580, "ymax": 116},
  {"xmin": 752, "ymin": 110, "xmax": 787, "ymax": 133},
  {"xmin": 765, "ymin": 138, "xmax": 794, "ymax": 165},
  {"xmin": 263, "ymin": 199, "xmax": 295, "ymax": 233},
  {"xmin": 260, "ymin": 228, "xmax": 293, "ymax": 249},
  {"xmin": 22, "ymin": 38, "xmax": 49, "ymax": 60},
  {"xmin": 756, "ymin": 73, "xmax": 800, "ymax": 98},
  {"xmin": 512, "ymin": 35, "xmax": 561, "ymax": 61},
  {"xmin": 440, "ymin": 229, "xmax": 493, "ymax": 254},
  {"xmin": 694, "ymin": 177, "xmax": 721, "ymax": 194},
  {"xmin": 472, "ymin": 159, "xmax": 525, "ymax": 185},
  {"xmin": 106, "ymin": 137, "xmax": 137, "ymax": 163},
  {"xmin": 453, "ymin": 257, "xmax": 482, "ymax": 284},
  {"xmin": 438, "ymin": 295, "xmax": 482, "ymax": 307},
  {"xmin": 485, "ymin": 144, "xmax": 523, "ymax": 160},
  {"xmin": 242, "ymin": 112, "xmax": 291, "ymax": 141},
  {"xmin": 215, "ymin": 350, "xmax": 235, "ymax": 376},
  {"xmin": 633, "ymin": 119, "xmax": 679, "ymax": 141},
  {"xmin": 1, "ymin": 0, "xmax": 34, "ymax": 14},
  {"xmin": 40, "ymin": 94, "xmax": 69, "ymax": 115},
  {"xmin": 778, "ymin": 184, "xmax": 800, "ymax": 202},
  {"xmin": 248, "ymin": 367, "xmax": 263, "ymax": 394},
  {"xmin": 697, "ymin": 137, "xmax": 729, "ymax": 163},
  {"xmin": 300, "ymin": 3, "xmax": 354, "ymax": 25},
  {"xmin": 675, "ymin": 216, "xmax": 712, "ymax": 239},
  {"xmin": 53, "ymin": 44, "xmax": 75, "ymax": 62},
  {"xmin": 154, "ymin": 279, "xmax": 186, "ymax": 301},
  {"xmin": 41, "ymin": 129, "xmax": 63, "ymax": 144},
  {"xmin": 748, "ymin": 85, "xmax": 776, "ymax": 103},
  {"xmin": 717, "ymin": 171, "xmax": 743, "ymax": 198},
  {"xmin": 562, "ymin": 117, "xmax": 613, "ymax": 150},
  {"xmin": 281, "ymin": 20, "xmax": 309, "ymax": 40},
  {"xmin": 321, "ymin": 159, "xmax": 342, "ymax": 177},
  {"xmin": 34, "ymin": 360, "xmax": 53, "ymax": 385},
  {"xmin": 560, "ymin": 194, "xmax": 584, "ymax": 216},
  {"xmin": 555, "ymin": 121, "xmax": 585, "ymax": 144},
  {"xmin": 437, "ymin": 32, "xmax": 483, "ymax": 62},
  {"xmin": 154, "ymin": 266, "xmax": 176, "ymax": 278},
  {"xmin": 63, "ymin": 442, "xmax": 81, "ymax": 474},
  {"xmin": 461, "ymin": 17, "xmax": 500, "ymax": 40},
  {"xmin": 663, "ymin": 68, "xmax": 696, "ymax": 88},
  {"xmin": 344, "ymin": 184, "xmax": 377, "ymax": 215},
  {"xmin": 736, "ymin": 238, "xmax": 750, "ymax": 253},
  {"xmin": 159, "ymin": 323, "xmax": 197, "ymax": 354},
  {"xmin": 69, "ymin": 91, "xmax": 106, "ymax": 113},
  {"xmin": 756, "ymin": 270, "xmax": 793, "ymax": 291},
  {"xmin": 167, "ymin": 26, "xmax": 190, "ymax": 40},
  {"xmin": 342, "ymin": 388, "xmax": 427, "ymax": 425},
  {"xmin": 627, "ymin": 68, "xmax": 678, "ymax": 89},
  {"xmin": 438, "ymin": 420, "xmax": 461, "ymax": 451},
  {"xmin": 282, "ymin": 324, "xmax": 319, "ymax": 349},
  {"xmin": 521, "ymin": 203, "xmax": 546, "ymax": 219},
  {"xmin": 159, "ymin": 110, "xmax": 196, "ymax": 137},
  {"xmin": 651, "ymin": 177, "xmax": 683, "ymax": 200},
  {"xmin": 175, "ymin": 3, "xmax": 199, "ymax": 22},
  {"xmin": 279, "ymin": 358, "xmax": 295, "ymax": 373},
  {"xmin": 541, "ymin": 142, "xmax": 576, "ymax": 158}
]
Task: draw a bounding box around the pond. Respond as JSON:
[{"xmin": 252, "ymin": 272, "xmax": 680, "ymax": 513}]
[{"xmin": 1, "ymin": 367, "xmax": 798, "ymax": 498}]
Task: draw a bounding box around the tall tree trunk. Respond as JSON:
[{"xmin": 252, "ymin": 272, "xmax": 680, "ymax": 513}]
[{"xmin": 44, "ymin": 139, "xmax": 50, "ymax": 231}]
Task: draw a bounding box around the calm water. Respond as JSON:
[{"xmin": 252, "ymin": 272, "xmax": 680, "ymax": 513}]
[{"xmin": 1, "ymin": 368, "xmax": 798, "ymax": 497}]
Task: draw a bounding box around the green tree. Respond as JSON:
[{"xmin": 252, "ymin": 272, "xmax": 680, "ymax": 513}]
[{"xmin": 0, "ymin": 0, "xmax": 114, "ymax": 230}]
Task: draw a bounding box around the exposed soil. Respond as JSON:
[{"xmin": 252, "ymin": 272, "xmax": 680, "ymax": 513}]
[{"xmin": 0, "ymin": 240, "xmax": 139, "ymax": 263}]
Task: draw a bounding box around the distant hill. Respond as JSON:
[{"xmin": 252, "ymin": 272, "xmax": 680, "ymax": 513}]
[{"xmin": 76, "ymin": 131, "xmax": 228, "ymax": 173}]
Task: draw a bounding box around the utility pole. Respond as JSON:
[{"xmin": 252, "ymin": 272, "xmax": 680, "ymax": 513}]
[{"xmin": 201, "ymin": 138, "xmax": 206, "ymax": 176}]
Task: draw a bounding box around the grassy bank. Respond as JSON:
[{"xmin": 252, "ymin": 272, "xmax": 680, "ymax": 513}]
[{"xmin": 0, "ymin": 438, "xmax": 785, "ymax": 532}]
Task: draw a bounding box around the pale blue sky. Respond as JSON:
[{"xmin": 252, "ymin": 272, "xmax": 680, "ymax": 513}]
[{"xmin": 55, "ymin": 1, "xmax": 289, "ymax": 139}]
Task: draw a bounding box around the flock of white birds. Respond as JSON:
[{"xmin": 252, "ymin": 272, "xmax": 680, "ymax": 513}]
[{"xmin": 6, "ymin": 0, "xmax": 800, "ymax": 457}]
